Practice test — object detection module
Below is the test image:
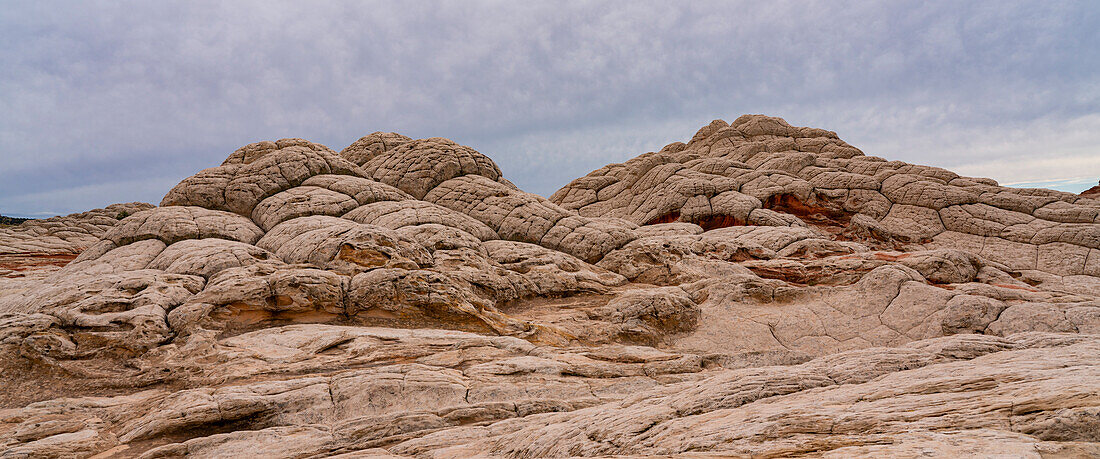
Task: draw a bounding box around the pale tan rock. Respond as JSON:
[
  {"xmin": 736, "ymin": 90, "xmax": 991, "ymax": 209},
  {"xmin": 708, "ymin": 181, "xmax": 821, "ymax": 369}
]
[
  {"xmin": 596, "ymin": 234, "xmax": 771, "ymax": 285},
  {"xmin": 343, "ymin": 199, "xmax": 499, "ymax": 241},
  {"xmin": 480, "ymin": 334, "xmax": 1100, "ymax": 457},
  {"xmin": 161, "ymin": 139, "xmax": 362, "ymax": 215},
  {"xmin": 2, "ymin": 116, "xmax": 1099, "ymax": 458},
  {"xmin": 550, "ymin": 115, "xmax": 1100, "ymax": 275},
  {"xmin": 426, "ymin": 175, "xmax": 637, "ymax": 262},
  {"xmin": 361, "ymin": 137, "xmax": 503, "ymax": 199},
  {"xmin": 482, "ymin": 240, "xmax": 627, "ymax": 298},
  {"xmin": 339, "ymin": 132, "xmax": 413, "ymax": 167},
  {"xmin": 301, "ymin": 174, "xmax": 413, "ymax": 205},
  {"xmin": 393, "ymin": 223, "xmax": 486, "ymax": 253},
  {"xmin": 631, "ymin": 222, "xmax": 704, "ymax": 238},
  {"xmin": 56, "ymin": 239, "xmax": 167, "ymax": 276},
  {"xmin": 256, "ymin": 216, "xmax": 433, "ymax": 274},
  {"xmin": 896, "ymin": 249, "xmax": 981, "ymax": 284},
  {"xmin": 880, "ymin": 173, "xmax": 979, "ymax": 209},
  {"xmin": 940, "ymin": 294, "xmax": 1008, "ymax": 334},
  {"xmin": 139, "ymin": 425, "xmax": 335, "ymax": 459},
  {"xmin": 986, "ymin": 302, "xmax": 1091, "ymax": 335},
  {"xmin": 578, "ymin": 287, "xmax": 700, "ymax": 346},
  {"xmin": 3, "ymin": 269, "xmax": 203, "ymax": 358},
  {"xmin": 821, "ymin": 429, "xmax": 1100, "ymax": 458},
  {"xmin": 103, "ymin": 206, "xmax": 264, "ymax": 247},
  {"xmin": 251, "ymin": 186, "xmax": 359, "ymax": 231},
  {"xmin": 169, "ymin": 263, "xmax": 346, "ymax": 335},
  {"xmin": 146, "ymin": 238, "xmax": 278, "ymax": 279},
  {"xmin": 879, "ymin": 203, "xmax": 945, "ymax": 241},
  {"xmin": 221, "ymin": 138, "xmax": 335, "ymax": 165},
  {"xmin": 346, "ymin": 268, "xmax": 522, "ymax": 335},
  {"xmin": 0, "ymin": 202, "xmax": 153, "ymax": 256}
]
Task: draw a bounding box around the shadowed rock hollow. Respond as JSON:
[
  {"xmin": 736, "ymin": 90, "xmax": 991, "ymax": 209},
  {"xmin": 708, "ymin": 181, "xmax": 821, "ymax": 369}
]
[{"xmin": 1, "ymin": 116, "xmax": 1099, "ymax": 458}]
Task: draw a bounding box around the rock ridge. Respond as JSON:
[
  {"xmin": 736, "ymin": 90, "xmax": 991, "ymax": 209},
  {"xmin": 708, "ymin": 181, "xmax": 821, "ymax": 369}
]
[{"xmin": 0, "ymin": 115, "xmax": 1097, "ymax": 457}]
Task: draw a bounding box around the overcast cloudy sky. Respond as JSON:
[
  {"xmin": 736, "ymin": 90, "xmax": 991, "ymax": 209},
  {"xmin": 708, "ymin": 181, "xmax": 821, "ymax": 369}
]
[{"xmin": 2, "ymin": 1, "xmax": 1098, "ymax": 217}]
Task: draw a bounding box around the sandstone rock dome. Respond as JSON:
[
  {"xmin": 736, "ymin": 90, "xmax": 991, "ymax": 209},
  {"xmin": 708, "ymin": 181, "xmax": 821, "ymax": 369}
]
[{"xmin": 1, "ymin": 116, "xmax": 1098, "ymax": 457}]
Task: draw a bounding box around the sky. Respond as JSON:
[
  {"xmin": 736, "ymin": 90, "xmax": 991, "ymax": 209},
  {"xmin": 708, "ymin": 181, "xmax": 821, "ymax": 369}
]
[{"xmin": 1, "ymin": 1, "xmax": 1098, "ymax": 218}]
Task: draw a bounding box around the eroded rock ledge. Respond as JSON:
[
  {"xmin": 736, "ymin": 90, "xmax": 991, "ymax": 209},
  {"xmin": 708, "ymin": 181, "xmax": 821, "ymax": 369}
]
[{"xmin": 1, "ymin": 116, "xmax": 1098, "ymax": 458}]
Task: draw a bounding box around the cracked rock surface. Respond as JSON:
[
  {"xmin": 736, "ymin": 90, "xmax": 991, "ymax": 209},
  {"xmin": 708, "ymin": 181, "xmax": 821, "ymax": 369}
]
[{"xmin": 1, "ymin": 115, "xmax": 1099, "ymax": 458}]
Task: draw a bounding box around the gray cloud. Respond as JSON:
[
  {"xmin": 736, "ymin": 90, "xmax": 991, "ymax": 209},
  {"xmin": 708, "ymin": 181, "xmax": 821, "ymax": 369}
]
[{"xmin": 1, "ymin": 0, "xmax": 1098, "ymax": 216}]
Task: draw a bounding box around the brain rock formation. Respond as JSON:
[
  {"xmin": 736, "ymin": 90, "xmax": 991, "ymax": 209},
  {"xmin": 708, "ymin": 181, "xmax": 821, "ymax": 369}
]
[
  {"xmin": 0, "ymin": 202, "xmax": 154, "ymax": 290},
  {"xmin": 1, "ymin": 117, "xmax": 1099, "ymax": 458}
]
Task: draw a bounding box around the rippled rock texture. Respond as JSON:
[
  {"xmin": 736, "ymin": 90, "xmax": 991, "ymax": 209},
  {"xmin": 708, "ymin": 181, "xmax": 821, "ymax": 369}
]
[{"xmin": 1, "ymin": 116, "xmax": 1098, "ymax": 458}]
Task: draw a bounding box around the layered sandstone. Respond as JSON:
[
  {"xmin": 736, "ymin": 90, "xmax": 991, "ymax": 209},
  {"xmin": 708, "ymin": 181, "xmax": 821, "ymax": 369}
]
[{"xmin": 0, "ymin": 116, "xmax": 1098, "ymax": 458}]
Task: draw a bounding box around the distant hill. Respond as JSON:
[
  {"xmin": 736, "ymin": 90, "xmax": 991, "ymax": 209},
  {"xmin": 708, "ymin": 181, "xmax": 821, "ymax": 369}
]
[{"xmin": 0, "ymin": 215, "xmax": 33, "ymax": 226}]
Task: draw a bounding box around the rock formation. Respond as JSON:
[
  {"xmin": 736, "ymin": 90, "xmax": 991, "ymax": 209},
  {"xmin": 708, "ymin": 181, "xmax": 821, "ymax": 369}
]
[
  {"xmin": 0, "ymin": 203, "xmax": 154, "ymax": 301},
  {"xmin": 1082, "ymin": 180, "xmax": 1100, "ymax": 199},
  {"xmin": 0, "ymin": 116, "xmax": 1098, "ymax": 457},
  {"xmin": 0, "ymin": 203, "xmax": 153, "ymax": 257}
]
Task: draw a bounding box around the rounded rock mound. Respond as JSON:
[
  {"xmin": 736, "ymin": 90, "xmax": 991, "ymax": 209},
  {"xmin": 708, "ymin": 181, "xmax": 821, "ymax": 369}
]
[
  {"xmin": 361, "ymin": 137, "xmax": 505, "ymax": 199},
  {"xmin": 2, "ymin": 117, "xmax": 1099, "ymax": 459},
  {"xmin": 160, "ymin": 138, "xmax": 362, "ymax": 216},
  {"xmin": 551, "ymin": 114, "xmax": 1100, "ymax": 276},
  {"xmin": 340, "ymin": 131, "xmax": 413, "ymax": 166}
]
